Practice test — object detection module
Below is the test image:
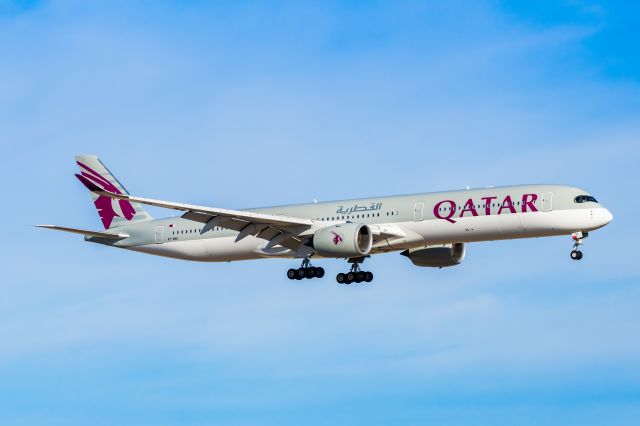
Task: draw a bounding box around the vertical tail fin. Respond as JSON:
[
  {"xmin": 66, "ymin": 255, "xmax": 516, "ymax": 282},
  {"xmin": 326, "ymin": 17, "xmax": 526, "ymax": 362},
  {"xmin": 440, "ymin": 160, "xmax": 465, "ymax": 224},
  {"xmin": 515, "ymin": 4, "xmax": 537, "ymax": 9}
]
[{"xmin": 75, "ymin": 155, "xmax": 153, "ymax": 229}]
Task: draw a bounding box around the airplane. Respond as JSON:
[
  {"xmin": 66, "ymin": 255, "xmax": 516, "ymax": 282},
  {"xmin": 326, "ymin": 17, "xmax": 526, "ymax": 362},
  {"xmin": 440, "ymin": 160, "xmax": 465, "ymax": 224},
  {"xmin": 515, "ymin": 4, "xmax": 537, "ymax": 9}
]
[{"xmin": 38, "ymin": 155, "xmax": 613, "ymax": 284}]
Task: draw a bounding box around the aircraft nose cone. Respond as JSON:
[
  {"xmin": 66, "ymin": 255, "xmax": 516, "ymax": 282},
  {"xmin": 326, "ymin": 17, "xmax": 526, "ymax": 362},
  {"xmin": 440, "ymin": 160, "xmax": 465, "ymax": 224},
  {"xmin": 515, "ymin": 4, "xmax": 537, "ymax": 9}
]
[{"xmin": 596, "ymin": 208, "xmax": 613, "ymax": 227}]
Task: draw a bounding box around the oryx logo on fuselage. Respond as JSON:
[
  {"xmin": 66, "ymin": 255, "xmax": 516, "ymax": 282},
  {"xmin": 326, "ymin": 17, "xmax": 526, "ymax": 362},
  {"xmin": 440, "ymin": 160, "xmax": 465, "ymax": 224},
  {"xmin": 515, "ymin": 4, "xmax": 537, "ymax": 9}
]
[
  {"xmin": 331, "ymin": 231, "xmax": 343, "ymax": 245},
  {"xmin": 75, "ymin": 162, "xmax": 135, "ymax": 229}
]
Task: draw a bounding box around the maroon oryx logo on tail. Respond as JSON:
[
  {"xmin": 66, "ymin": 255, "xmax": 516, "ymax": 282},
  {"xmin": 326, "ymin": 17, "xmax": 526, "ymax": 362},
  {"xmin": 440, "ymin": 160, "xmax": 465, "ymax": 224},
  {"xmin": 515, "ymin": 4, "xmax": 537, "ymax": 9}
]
[
  {"xmin": 331, "ymin": 231, "xmax": 343, "ymax": 245},
  {"xmin": 75, "ymin": 162, "xmax": 135, "ymax": 229}
]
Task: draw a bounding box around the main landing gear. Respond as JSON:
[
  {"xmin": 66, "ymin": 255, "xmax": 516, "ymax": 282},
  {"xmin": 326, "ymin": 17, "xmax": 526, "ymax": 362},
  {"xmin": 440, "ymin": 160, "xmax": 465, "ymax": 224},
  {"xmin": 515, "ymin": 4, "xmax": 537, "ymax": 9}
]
[
  {"xmin": 570, "ymin": 231, "xmax": 588, "ymax": 260},
  {"xmin": 287, "ymin": 258, "xmax": 325, "ymax": 280},
  {"xmin": 336, "ymin": 258, "xmax": 373, "ymax": 284}
]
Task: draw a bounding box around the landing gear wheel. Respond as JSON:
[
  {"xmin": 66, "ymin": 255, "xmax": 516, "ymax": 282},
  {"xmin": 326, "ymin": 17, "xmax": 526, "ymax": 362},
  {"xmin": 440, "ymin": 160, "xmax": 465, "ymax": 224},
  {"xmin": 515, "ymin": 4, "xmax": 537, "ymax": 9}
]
[
  {"xmin": 336, "ymin": 273, "xmax": 345, "ymax": 284},
  {"xmin": 305, "ymin": 267, "xmax": 317, "ymax": 279},
  {"xmin": 296, "ymin": 268, "xmax": 306, "ymax": 280},
  {"xmin": 355, "ymin": 271, "xmax": 365, "ymax": 283},
  {"xmin": 570, "ymin": 250, "xmax": 583, "ymax": 260},
  {"xmin": 364, "ymin": 271, "xmax": 373, "ymax": 283},
  {"xmin": 316, "ymin": 267, "xmax": 325, "ymax": 278},
  {"xmin": 287, "ymin": 269, "xmax": 296, "ymax": 280},
  {"xmin": 346, "ymin": 272, "xmax": 355, "ymax": 283}
]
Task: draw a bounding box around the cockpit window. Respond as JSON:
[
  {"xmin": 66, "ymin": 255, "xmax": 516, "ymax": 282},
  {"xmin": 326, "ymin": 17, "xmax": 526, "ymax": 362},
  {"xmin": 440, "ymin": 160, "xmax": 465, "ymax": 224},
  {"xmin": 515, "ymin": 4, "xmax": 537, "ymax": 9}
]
[{"xmin": 574, "ymin": 195, "xmax": 598, "ymax": 203}]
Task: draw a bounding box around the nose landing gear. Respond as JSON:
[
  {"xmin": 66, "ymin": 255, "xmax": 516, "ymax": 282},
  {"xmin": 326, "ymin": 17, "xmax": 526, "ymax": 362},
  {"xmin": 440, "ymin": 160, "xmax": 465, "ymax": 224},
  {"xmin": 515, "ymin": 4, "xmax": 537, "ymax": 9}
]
[
  {"xmin": 287, "ymin": 258, "xmax": 325, "ymax": 280},
  {"xmin": 570, "ymin": 231, "xmax": 588, "ymax": 260}
]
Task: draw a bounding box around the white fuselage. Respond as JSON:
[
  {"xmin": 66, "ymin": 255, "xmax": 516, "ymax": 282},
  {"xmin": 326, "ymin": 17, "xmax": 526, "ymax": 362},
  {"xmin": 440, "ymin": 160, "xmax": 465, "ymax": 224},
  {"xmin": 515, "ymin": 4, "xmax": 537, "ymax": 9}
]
[{"xmin": 119, "ymin": 185, "xmax": 613, "ymax": 262}]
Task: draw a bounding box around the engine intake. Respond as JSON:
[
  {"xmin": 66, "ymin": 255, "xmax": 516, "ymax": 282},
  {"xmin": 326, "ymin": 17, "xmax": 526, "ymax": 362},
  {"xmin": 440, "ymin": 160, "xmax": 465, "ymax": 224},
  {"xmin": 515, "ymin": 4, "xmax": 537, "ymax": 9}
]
[
  {"xmin": 401, "ymin": 243, "xmax": 465, "ymax": 267},
  {"xmin": 312, "ymin": 223, "xmax": 372, "ymax": 258}
]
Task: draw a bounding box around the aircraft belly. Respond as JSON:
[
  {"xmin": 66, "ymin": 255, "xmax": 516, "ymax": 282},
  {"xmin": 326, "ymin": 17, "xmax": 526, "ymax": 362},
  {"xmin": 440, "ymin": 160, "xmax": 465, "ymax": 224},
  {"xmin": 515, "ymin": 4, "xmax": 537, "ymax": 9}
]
[
  {"xmin": 520, "ymin": 209, "xmax": 596, "ymax": 235},
  {"xmin": 407, "ymin": 214, "xmax": 523, "ymax": 244},
  {"xmin": 204, "ymin": 236, "xmax": 294, "ymax": 261},
  {"xmin": 130, "ymin": 240, "xmax": 209, "ymax": 261},
  {"xmin": 129, "ymin": 236, "xmax": 297, "ymax": 262},
  {"xmin": 403, "ymin": 211, "xmax": 586, "ymax": 245},
  {"xmin": 407, "ymin": 209, "xmax": 595, "ymax": 245}
]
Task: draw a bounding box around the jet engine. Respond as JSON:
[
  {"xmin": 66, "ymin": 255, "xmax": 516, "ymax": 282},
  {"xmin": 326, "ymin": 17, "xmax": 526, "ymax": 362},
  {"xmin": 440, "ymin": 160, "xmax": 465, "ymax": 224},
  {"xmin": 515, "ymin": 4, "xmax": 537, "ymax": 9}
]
[
  {"xmin": 401, "ymin": 243, "xmax": 466, "ymax": 267},
  {"xmin": 312, "ymin": 223, "xmax": 372, "ymax": 258}
]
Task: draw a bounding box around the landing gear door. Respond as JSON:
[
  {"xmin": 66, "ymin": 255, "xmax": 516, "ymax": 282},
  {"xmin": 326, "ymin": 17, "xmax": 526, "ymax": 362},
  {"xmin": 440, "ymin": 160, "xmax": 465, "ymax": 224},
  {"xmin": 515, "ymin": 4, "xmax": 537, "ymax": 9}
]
[
  {"xmin": 414, "ymin": 202, "xmax": 424, "ymax": 221},
  {"xmin": 155, "ymin": 226, "xmax": 164, "ymax": 244},
  {"xmin": 542, "ymin": 193, "xmax": 553, "ymax": 211}
]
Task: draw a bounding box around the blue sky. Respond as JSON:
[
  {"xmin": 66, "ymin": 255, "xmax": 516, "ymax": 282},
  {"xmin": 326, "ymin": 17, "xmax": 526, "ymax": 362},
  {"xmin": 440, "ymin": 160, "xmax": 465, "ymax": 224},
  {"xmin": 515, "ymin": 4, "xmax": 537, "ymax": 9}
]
[{"xmin": 1, "ymin": 0, "xmax": 639, "ymax": 424}]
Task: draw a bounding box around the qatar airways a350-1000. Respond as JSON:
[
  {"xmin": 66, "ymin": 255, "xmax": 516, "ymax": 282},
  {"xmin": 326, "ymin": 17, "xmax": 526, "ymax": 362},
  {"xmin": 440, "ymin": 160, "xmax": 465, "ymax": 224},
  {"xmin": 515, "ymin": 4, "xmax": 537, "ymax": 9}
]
[{"xmin": 38, "ymin": 155, "xmax": 613, "ymax": 284}]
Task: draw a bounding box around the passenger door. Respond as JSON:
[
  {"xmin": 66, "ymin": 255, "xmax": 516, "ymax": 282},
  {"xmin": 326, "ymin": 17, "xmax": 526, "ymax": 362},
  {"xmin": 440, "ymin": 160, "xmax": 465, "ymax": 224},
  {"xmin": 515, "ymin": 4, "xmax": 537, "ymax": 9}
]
[
  {"xmin": 542, "ymin": 193, "xmax": 553, "ymax": 211},
  {"xmin": 155, "ymin": 226, "xmax": 164, "ymax": 244},
  {"xmin": 413, "ymin": 202, "xmax": 424, "ymax": 221}
]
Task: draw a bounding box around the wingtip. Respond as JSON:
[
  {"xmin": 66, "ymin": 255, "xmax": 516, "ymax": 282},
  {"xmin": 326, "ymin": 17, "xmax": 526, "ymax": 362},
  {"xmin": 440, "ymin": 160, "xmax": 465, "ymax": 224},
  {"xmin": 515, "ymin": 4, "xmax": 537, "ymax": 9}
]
[{"xmin": 35, "ymin": 224, "xmax": 56, "ymax": 230}]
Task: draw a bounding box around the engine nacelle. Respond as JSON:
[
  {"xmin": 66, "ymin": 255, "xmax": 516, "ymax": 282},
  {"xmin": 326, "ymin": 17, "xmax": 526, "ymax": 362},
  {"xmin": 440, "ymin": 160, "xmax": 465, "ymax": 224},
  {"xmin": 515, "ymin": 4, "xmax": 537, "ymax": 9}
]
[
  {"xmin": 401, "ymin": 243, "xmax": 466, "ymax": 267},
  {"xmin": 312, "ymin": 223, "xmax": 373, "ymax": 258}
]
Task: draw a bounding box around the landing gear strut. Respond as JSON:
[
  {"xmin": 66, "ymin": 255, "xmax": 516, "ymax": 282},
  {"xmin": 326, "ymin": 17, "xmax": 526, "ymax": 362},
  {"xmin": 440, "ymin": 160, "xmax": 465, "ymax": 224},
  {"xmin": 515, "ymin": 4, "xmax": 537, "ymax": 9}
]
[
  {"xmin": 336, "ymin": 257, "xmax": 374, "ymax": 284},
  {"xmin": 287, "ymin": 258, "xmax": 325, "ymax": 280},
  {"xmin": 570, "ymin": 231, "xmax": 588, "ymax": 260}
]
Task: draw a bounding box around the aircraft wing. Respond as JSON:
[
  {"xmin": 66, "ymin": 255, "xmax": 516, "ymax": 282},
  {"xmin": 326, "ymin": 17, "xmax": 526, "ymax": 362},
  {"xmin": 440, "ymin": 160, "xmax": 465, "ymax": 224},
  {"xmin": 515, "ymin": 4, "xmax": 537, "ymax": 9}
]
[{"xmin": 76, "ymin": 175, "xmax": 314, "ymax": 253}]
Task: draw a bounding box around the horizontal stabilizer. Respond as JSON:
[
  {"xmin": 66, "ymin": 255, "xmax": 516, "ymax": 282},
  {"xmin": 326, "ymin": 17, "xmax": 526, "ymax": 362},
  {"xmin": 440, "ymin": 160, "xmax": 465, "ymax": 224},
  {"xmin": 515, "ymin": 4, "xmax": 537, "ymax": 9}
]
[{"xmin": 35, "ymin": 225, "xmax": 129, "ymax": 240}]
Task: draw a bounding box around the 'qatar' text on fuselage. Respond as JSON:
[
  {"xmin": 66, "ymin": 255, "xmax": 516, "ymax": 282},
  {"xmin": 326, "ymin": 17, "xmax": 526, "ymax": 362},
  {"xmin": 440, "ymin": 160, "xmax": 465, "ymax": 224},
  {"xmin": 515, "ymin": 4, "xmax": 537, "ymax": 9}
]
[{"xmin": 433, "ymin": 194, "xmax": 538, "ymax": 223}]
